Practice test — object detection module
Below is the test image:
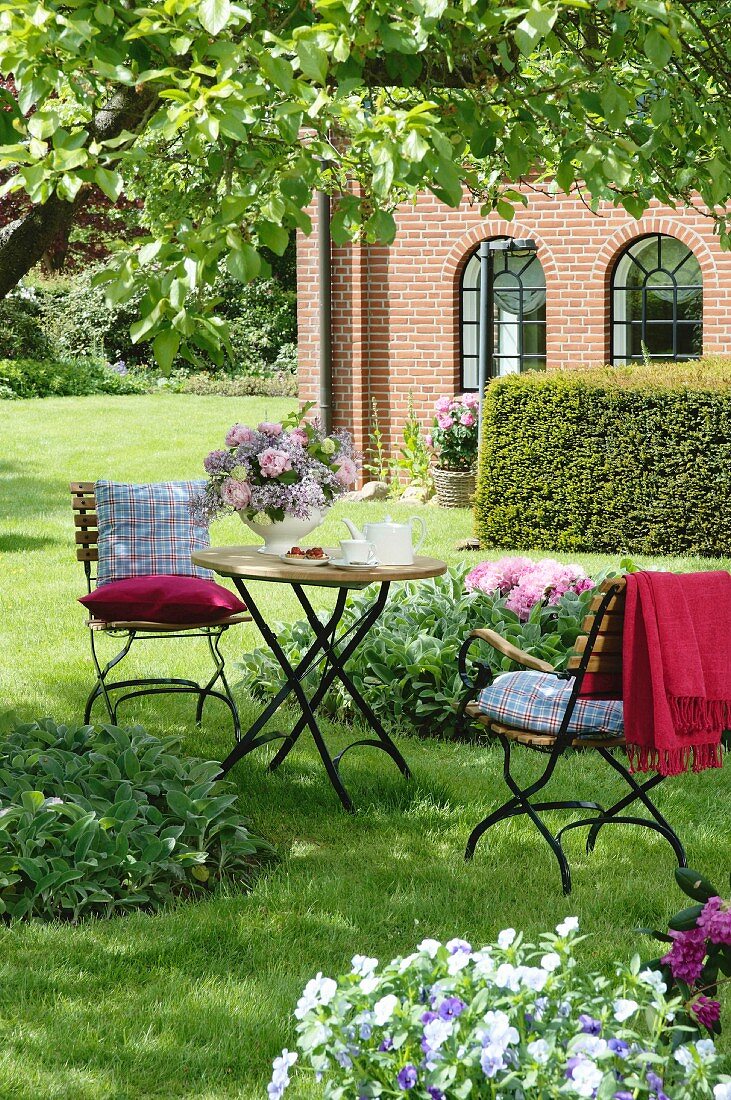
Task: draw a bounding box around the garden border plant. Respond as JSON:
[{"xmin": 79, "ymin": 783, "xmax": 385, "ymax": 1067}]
[{"xmin": 0, "ymin": 717, "xmax": 271, "ymax": 921}]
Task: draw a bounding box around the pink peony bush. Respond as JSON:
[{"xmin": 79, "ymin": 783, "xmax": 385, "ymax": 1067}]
[{"xmin": 465, "ymin": 556, "xmax": 595, "ymax": 621}]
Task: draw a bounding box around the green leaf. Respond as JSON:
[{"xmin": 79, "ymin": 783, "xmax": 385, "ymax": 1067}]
[
  {"xmin": 297, "ymin": 39, "xmax": 328, "ymax": 84},
  {"xmin": 256, "ymin": 222, "xmax": 289, "ymax": 255},
  {"xmin": 153, "ymin": 329, "xmax": 181, "ymax": 373},
  {"xmin": 94, "ymin": 167, "xmax": 123, "ymax": 202},
  {"xmin": 668, "ymin": 903, "xmax": 704, "ymax": 931},
  {"xmin": 198, "ymin": 0, "xmax": 231, "ymax": 35},
  {"xmin": 675, "ymin": 867, "xmax": 718, "ymax": 903},
  {"xmin": 20, "ymin": 791, "xmax": 45, "ymax": 813},
  {"xmin": 226, "ymin": 244, "xmax": 261, "ymax": 282},
  {"xmin": 645, "ymin": 28, "xmax": 673, "ymax": 68}
]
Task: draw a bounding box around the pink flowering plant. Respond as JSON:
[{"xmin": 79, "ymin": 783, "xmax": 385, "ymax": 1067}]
[
  {"xmin": 466, "ymin": 556, "xmax": 596, "ymax": 623},
  {"xmin": 192, "ymin": 404, "xmax": 359, "ymax": 525},
  {"xmin": 427, "ymin": 393, "xmax": 479, "ymax": 470},
  {"xmin": 646, "ymin": 867, "xmax": 731, "ymax": 1039},
  {"xmin": 269, "ymin": 918, "xmax": 731, "ymax": 1100}
]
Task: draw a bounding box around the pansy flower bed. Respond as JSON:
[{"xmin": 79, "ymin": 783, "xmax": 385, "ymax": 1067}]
[{"xmin": 270, "ymin": 919, "xmax": 731, "ymax": 1099}]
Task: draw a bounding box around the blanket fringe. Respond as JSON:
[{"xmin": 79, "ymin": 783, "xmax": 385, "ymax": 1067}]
[
  {"xmin": 669, "ymin": 696, "xmax": 731, "ymax": 737},
  {"xmin": 627, "ymin": 741, "xmax": 724, "ymax": 777}
]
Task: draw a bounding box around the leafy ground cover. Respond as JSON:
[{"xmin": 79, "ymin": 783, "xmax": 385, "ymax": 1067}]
[{"xmin": 1, "ymin": 395, "xmax": 730, "ymax": 1099}]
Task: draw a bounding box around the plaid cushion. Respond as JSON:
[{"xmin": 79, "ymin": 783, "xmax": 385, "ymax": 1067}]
[
  {"xmin": 476, "ymin": 671, "xmax": 624, "ymax": 739},
  {"xmin": 95, "ymin": 480, "xmax": 211, "ymax": 586}
]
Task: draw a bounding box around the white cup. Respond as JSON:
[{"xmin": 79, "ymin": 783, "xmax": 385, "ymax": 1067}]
[{"xmin": 339, "ymin": 539, "xmax": 377, "ymax": 565}]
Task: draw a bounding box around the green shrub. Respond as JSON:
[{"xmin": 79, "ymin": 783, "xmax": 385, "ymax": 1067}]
[
  {"xmin": 0, "ymin": 294, "xmax": 52, "ymax": 360},
  {"xmin": 475, "ymin": 360, "xmax": 731, "ymax": 556},
  {"xmin": 180, "ymin": 371, "xmax": 298, "ymax": 397},
  {"xmin": 236, "ymin": 566, "xmax": 599, "ymax": 738},
  {"xmin": 0, "ymin": 358, "xmax": 148, "ymax": 399},
  {"xmin": 0, "ymin": 718, "xmax": 270, "ymax": 921}
]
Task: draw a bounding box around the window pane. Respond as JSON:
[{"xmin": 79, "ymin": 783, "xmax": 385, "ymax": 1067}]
[
  {"xmin": 644, "ymin": 322, "xmax": 675, "ymax": 356},
  {"xmin": 494, "ymin": 289, "xmax": 521, "ymax": 316},
  {"xmin": 522, "ymin": 323, "xmax": 545, "ymax": 356},
  {"xmin": 676, "ymin": 323, "xmax": 702, "ymax": 357},
  {"xmin": 661, "ymin": 237, "xmax": 701, "ymax": 282},
  {"xmin": 463, "ymin": 288, "xmax": 479, "ymax": 322},
  {"xmin": 677, "ymin": 288, "xmax": 702, "ymax": 321},
  {"xmin": 463, "ymin": 324, "xmax": 478, "ymax": 357},
  {"xmin": 645, "ymin": 289, "xmax": 675, "ymax": 321},
  {"xmin": 463, "ymin": 358, "xmax": 479, "ymax": 389}
]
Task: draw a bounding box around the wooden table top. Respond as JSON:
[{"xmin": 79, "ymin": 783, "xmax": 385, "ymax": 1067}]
[{"xmin": 192, "ymin": 545, "xmax": 448, "ymax": 587}]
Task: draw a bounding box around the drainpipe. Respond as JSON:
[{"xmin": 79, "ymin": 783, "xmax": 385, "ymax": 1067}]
[{"xmin": 317, "ymin": 187, "xmax": 333, "ymax": 434}]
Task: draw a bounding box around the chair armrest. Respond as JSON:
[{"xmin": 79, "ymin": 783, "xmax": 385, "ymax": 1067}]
[{"xmin": 468, "ymin": 628, "xmax": 556, "ymax": 673}]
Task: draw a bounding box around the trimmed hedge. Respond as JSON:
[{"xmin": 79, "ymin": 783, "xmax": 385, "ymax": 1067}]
[
  {"xmin": 474, "ymin": 360, "xmax": 731, "ymax": 556},
  {"xmin": 0, "ymin": 357, "xmax": 148, "ymax": 399}
]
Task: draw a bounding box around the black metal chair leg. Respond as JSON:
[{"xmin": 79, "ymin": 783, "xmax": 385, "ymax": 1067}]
[
  {"xmin": 86, "ymin": 630, "xmax": 134, "ymax": 722},
  {"xmin": 195, "ymin": 630, "xmax": 241, "ymax": 741}
]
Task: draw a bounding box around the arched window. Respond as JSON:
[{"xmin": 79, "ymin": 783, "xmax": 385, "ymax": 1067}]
[
  {"xmin": 611, "ymin": 234, "xmax": 702, "ymax": 365},
  {"xmin": 460, "ymin": 241, "xmax": 547, "ymax": 391}
]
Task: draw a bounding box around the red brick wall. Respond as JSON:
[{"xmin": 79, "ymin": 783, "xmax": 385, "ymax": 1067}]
[{"xmin": 297, "ymin": 186, "xmax": 731, "ymax": 460}]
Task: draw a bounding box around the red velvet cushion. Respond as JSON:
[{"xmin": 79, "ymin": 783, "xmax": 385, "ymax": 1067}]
[{"xmin": 79, "ymin": 575, "xmax": 246, "ymax": 624}]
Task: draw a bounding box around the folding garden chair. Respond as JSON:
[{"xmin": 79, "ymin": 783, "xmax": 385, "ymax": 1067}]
[
  {"xmin": 457, "ymin": 577, "xmax": 688, "ymax": 894},
  {"xmin": 71, "ymin": 481, "xmax": 250, "ymax": 739}
]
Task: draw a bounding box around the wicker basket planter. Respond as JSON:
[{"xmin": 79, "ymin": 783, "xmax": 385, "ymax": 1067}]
[{"xmin": 432, "ymin": 466, "xmax": 476, "ymax": 508}]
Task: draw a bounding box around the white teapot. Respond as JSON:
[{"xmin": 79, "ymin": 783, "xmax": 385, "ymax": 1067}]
[{"xmin": 342, "ymin": 515, "xmax": 426, "ymax": 566}]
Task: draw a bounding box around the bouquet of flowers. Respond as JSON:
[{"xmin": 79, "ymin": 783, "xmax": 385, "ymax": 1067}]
[
  {"xmin": 426, "ymin": 394, "xmax": 479, "ymax": 471},
  {"xmin": 269, "ymin": 919, "xmax": 731, "ymax": 1100},
  {"xmin": 465, "ymin": 555, "xmax": 595, "ymax": 621},
  {"xmin": 192, "ymin": 405, "xmax": 358, "ymax": 526}
]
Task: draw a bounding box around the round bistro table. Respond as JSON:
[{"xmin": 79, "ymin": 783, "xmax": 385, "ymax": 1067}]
[{"xmin": 191, "ymin": 545, "xmax": 448, "ymax": 812}]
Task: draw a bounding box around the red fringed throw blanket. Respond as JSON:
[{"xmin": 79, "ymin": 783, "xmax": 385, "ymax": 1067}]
[{"xmin": 623, "ymin": 571, "xmax": 731, "ymax": 776}]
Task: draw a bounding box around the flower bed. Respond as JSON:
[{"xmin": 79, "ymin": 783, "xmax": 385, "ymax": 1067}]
[{"xmin": 269, "ymin": 918, "xmax": 731, "ymax": 1098}]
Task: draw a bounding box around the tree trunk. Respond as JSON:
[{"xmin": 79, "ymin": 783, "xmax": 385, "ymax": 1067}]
[{"xmin": 0, "ymin": 84, "xmax": 157, "ymax": 300}]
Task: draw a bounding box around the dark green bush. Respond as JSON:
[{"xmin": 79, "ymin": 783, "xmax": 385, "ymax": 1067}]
[
  {"xmin": 0, "ymin": 718, "xmax": 270, "ymax": 921},
  {"xmin": 0, "ymin": 294, "xmax": 52, "ymax": 360},
  {"xmin": 237, "ymin": 566, "xmax": 599, "ymax": 738},
  {"xmin": 180, "ymin": 371, "xmax": 297, "ymax": 397},
  {"xmin": 475, "ymin": 361, "xmax": 731, "ymax": 556},
  {"xmin": 0, "ymin": 358, "xmax": 148, "ymax": 398}
]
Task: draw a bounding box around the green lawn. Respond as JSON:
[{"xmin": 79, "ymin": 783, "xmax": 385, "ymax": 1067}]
[{"xmin": 1, "ymin": 395, "xmax": 730, "ymax": 1100}]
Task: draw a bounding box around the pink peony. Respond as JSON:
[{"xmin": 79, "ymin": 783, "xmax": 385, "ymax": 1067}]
[
  {"xmin": 332, "ymin": 455, "xmax": 357, "ymax": 487},
  {"xmin": 225, "ymin": 424, "xmax": 255, "ymax": 447},
  {"xmin": 289, "ymin": 427, "xmax": 309, "ymax": 446},
  {"xmin": 220, "ymin": 477, "xmax": 252, "ymax": 509},
  {"xmin": 465, "ymin": 556, "xmax": 593, "ymax": 621},
  {"xmin": 460, "ymin": 412, "xmax": 475, "ymax": 427},
  {"xmin": 435, "ymin": 396, "xmax": 452, "ymax": 414},
  {"xmin": 465, "ymin": 556, "xmax": 535, "ymax": 596},
  {"xmin": 463, "ymin": 392, "xmax": 479, "ymax": 408},
  {"xmin": 425, "ymin": 433, "xmax": 433, "ymax": 448},
  {"xmin": 258, "ymin": 421, "xmax": 283, "ymax": 436},
  {"xmin": 258, "ymin": 447, "xmax": 292, "ymax": 478},
  {"xmin": 436, "ymin": 413, "xmax": 454, "ymax": 430}
]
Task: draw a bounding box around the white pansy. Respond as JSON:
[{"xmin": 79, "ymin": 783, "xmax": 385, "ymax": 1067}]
[
  {"xmin": 639, "ymin": 968, "xmax": 667, "ymax": 997},
  {"xmin": 556, "ymin": 916, "xmax": 579, "ymax": 937},
  {"xmin": 527, "ymin": 1039, "xmax": 551, "ymax": 1064},
  {"xmin": 294, "ymin": 973, "xmax": 338, "ymax": 1019},
  {"xmin": 541, "ymin": 952, "xmax": 561, "ymax": 972},
  {"xmin": 447, "ymin": 951, "xmax": 472, "ymax": 976},
  {"xmin": 423, "ymin": 1017, "xmax": 453, "ymax": 1051},
  {"xmin": 516, "ymin": 966, "xmax": 548, "ymax": 992},
  {"xmin": 360, "ymin": 976, "xmax": 379, "ymax": 995},
  {"xmin": 697, "ymin": 1039, "xmax": 717, "ymax": 1063},
  {"xmin": 373, "ymin": 994, "xmax": 399, "ymax": 1026},
  {"xmin": 571, "ymin": 1059, "xmax": 603, "ymax": 1098},
  {"xmin": 482, "ymin": 1009, "xmax": 519, "ymax": 1049},
  {"xmin": 351, "ymin": 955, "xmax": 378, "ymax": 977},
  {"xmin": 494, "ymin": 963, "xmax": 521, "ymax": 991},
  {"xmin": 398, "ymin": 953, "xmax": 419, "ymax": 973},
  {"xmin": 613, "ymin": 998, "xmax": 639, "ymax": 1022},
  {"xmin": 497, "ymin": 928, "xmax": 516, "ymax": 949},
  {"xmin": 472, "ymin": 949, "xmax": 495, "ymax": 978},
  {"xmin": 714, "ymin": 1085, "xmax": 731, "ymax": 1100},
  {"xmin": 308, "ymin": 1022, "xmax": 331, "ymax": 1048},
  {"xmin": 675, "ymin": 1047, "xmax": 695, "ymax": 1071},
  {"xmin": 417, "ymin": 938, "xmax": 442, "ymax": 958},
  {"xmin": 573, "ymin": 1035, "xmax": 607, "ymax": 1058}
]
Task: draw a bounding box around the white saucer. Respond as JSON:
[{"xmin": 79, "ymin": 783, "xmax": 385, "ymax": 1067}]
[
  {"xmin": 280, "ymin": 554, "xmax": 331, "ymax": 566},
  {"xmin": 329, "ymin": 557, "xmax": 379, "ymax": 569}
]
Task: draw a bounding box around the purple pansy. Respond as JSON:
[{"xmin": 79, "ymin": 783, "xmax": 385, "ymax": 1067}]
[{"xmin": 397, "ymin": 1064, "xmax": 418, "ymax": 1090}]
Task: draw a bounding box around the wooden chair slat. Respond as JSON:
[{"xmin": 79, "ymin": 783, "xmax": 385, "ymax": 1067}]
[
  {"xmin": 71, "ymin": 496, "xmax": 96, "ymax": 512},
  {"xmin": 581, "ymin": 613, "xmax": 622, "ymax": 634},
  {"xmin": 567, "ymin": 654, "xmax": 622, "ymax": 674},
  {"xmin": 574, "ymin": 633, "xmax": 621, "ymax": 655},
  {"xmin": 69, "ymin": 481, "xmax": 95, "ymax": 493},
  {"xmin": 588, "ymin": 592, "xmax": 626, "ymax": 613},
  {"xmin": 75, "ymin": 531, "xmax": 99, "ymax": 546},
  {"xmin": 76, "ymin": 548, "xmax": 99, "ymax": 562},
  {"xmin": 74, "ymin": 513, "xmax": 99, "ymax": 529}
]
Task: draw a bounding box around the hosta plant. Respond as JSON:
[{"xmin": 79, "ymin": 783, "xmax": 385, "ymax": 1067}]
[
  {"xmin": 646, "ymin": 867, "xmax": 731, "ymax": 1038},
  {"xmin": 269, "ymin": 919, "xmax": 731, "ymax": 1099},
  {"xmin": 0, "ymin": 718, "xmax": 271, "ymax": 921},
  {"xmin": 238, "ymin": 566, "xmax": 602, "ymax": 738}
]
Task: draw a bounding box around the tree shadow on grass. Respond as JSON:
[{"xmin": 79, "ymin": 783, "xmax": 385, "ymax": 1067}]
[
  {"xmin": 0, "ymin": 461, "xmax": 65, "ymax": 523},
  {"xmin": 0, "ymin": 533, "xmax": 60, "ymax": 552}
]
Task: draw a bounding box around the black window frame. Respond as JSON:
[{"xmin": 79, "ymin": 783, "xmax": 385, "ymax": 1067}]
[
  {"xmin": 610, "ymin": 232, "xmax": 703, "ymax": 366},
  {"xmin": 459, "ymin": 240, "xmax": 547, "ymax": 392}
]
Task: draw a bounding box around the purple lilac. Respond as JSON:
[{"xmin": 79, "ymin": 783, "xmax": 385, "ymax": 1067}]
[
  {"xmin": 697, "ymin": 896, "xmax": 731, "ymax": 945},
  {"xmin": 661, "ymin": 926, "xmax": 707, "ymax": 985}
]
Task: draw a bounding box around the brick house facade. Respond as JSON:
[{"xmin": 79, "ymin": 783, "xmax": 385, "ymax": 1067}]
[{"xmin": 296, "ymin": 185, "xmax": 731, "ymax": 460}]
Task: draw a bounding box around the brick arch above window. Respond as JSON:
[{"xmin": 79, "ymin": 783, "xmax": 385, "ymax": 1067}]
[
  {"xmin": 442, "ymin": 221, "xmax": 560, "ymax": 286},
  {"xmin": 591, "ymin": 219, "xmax": 718, "ymax": 291}
]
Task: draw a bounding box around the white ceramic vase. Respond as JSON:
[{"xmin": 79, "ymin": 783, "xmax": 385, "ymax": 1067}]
[{"xmin": 238, "ymin": 509, "xmax": 327, "ymax": 556}]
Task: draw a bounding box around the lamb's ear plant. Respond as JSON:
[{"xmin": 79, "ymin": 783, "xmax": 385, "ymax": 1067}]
[{"xmin": 0, "ymin": 718, "xmax": 272, "ymax": 922}]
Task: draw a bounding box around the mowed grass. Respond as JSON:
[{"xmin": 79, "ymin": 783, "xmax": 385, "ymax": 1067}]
[{"xmin": 0, "ymin": 394, "xmax": 730, "ymax": 1100}]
